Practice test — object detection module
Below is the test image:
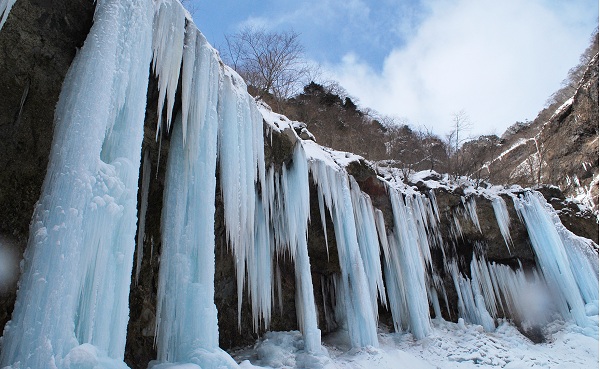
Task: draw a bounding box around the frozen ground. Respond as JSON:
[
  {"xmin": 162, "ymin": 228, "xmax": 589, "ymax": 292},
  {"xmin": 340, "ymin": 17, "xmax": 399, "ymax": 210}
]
[{"xmin": 233, "ymin": 318, "xmax": 598, "ymax": 369}]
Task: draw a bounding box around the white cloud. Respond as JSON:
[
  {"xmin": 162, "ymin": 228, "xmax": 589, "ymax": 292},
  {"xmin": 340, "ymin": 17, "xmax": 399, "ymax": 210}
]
[{"xmin": 328, "ymin": 0, "xmax": 598, "ymax": 137}]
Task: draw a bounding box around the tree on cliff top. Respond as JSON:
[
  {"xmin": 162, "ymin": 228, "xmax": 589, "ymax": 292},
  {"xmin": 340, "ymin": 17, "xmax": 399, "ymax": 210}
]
[{"xmin": 222, "ymin": 27, "xmax": 315, "ymax": 101}]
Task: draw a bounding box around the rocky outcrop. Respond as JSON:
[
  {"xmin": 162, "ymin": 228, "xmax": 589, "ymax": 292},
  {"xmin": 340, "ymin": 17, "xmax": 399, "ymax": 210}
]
[{"xmin": 481, "ymin": 46, "xmax": 599, "ymax": 212}]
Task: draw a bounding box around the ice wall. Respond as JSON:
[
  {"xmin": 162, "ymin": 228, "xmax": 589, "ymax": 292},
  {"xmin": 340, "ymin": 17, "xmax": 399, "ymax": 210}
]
[
  {"xmin": 513, "ymin": 191, "xmax": 599, "ymax": 330},
  {"xmin": 152, "ymin": 20, "xmax": 240, "ymax": 366},
  {"xmin": 0, "ymin": 0, "xmax": 154, "ymax": 368},
  {"xmin": 382, "ymin": 191, "xmax": 433, "ymax": 339},
  {"xmin": 309, "ymin": 156, "xmax": 379, "ymax": 347},
  {"xmin": 150, "ymin": 1, "xmax": 323, "ymax": 361},
  {"xmin": 2, "ymin": 0, "xmax": 599, "ymax": 367},
  {"xmin": 449, "ymin": 255, "xmax": 550, "ymax": 331}
]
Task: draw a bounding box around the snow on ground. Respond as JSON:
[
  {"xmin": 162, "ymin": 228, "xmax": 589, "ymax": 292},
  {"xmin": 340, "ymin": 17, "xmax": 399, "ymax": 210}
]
[{"xmin": 232, "ymin": 319, "xmax": 598, "ymax": 369}]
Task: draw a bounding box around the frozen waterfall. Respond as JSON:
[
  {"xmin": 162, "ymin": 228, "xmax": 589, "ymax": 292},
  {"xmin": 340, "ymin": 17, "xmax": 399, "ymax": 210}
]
[
  {"xmin": 1, "ymin": 0, "xmax": 598, "ymax": 368},
  {"xmin": 0, "ymin": 0, "xmax": 154, "ymax": 367}
]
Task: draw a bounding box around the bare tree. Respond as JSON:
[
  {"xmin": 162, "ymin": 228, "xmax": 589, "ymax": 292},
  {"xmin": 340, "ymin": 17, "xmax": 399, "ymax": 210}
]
[
  {"xmin": 445, "ymin": 110, "xmax": 473, "ymax": 178},
  {"xmin": 222, "ymin": 27, "xmax": 314, "ymax": 101}
]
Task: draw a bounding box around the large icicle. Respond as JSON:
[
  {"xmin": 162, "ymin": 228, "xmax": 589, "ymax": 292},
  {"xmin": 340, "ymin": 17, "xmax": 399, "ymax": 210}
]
[
  {"xmin": 0, "ymin": 0, "xmax": 154, "ymax": 367},
  {"xmin": 350, "ymin": 178, "xmax": 387, "ymax": 314},
  {"xmin": 309, "ymin": 157, "xmax": 379, "ymax": 348},
  {"xmin": 491, "ymin": 195, "xmax": 513, "ymax": 253},
  {"xmin": 382, "ymin": 190, "xmax": 432, "ymax": 339},
  {"xmin": 152, "ymin": 0, "xmax": 186, "ymax": 136},
  {"xmin": 278, "ymin": 144, "xmax": 321, "ymax": 353},
  {"xmin": 218, "ymin": 66, "xmax": 269, "ymax": 328},
  {"xmin": 153, "ymin": 19, "xmax": 238, "ymax": 367},
  {"xmin": 0, "ymin": 0, "xmax": 16, "ymax": 30},
  {"xmin": 513, "ymin": 191, "xmax": 599, "ymax": 330}
]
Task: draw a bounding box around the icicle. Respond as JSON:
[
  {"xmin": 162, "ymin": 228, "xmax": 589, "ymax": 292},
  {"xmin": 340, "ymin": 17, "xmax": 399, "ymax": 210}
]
[
  {"xmin": 462, "ymin": 196, "xmax": 482, "ymax": 233},
  {"xmin": 278, "ymin": 144, "xmax": 321, "ymax": 353},
  {"xmin": 382, "ymin": 190, "xmax": 432, "ymax": 339},
  {"xmin": 156, "ymin": 106, "xmax": 237, "ymax": 367},
  {"xmin": 350, "ymin": 178, "xmax": 387, "ymax": 313},
  {"xmin": 491, "ymin": 195, "xmax": 513, "ymax": 253},
  {"xmin": 449, "ymin": 260, "xmax": 495, "ymax": 332},
  {"xmin": 153, "ymin": 13, "xmax": 238, "ymax": 364},
  {"xmin": 428, "ymin": 189, "xmax": 441, "ymax": 222},
  {"xmin": 0, "ymin": 0, "xmax": 16, "ymax": 30},
  {"xmin": 218, "ymin": 67, "xmax": 270, "ymax": 329},
  {"xmin": 152, "ymin": 0, "xmax": 186, "ymax": 137},
  {"xmin": 513, "ymin": 191, "xmax": 598, "ymax": 329},
  {"xmin": 135, "ymin": 150, "xmax": 151, "ymax": 285},
  {"xmin": 310, "ymin": 159, "xmax": 379, "ymax": 348},
  {"xmin": 317, "ymin": 186, "xmax": 330, "ymax": 258},
  {"xmin": 0, "ymin": 0, "xmax": 154, "ymax": 367}
]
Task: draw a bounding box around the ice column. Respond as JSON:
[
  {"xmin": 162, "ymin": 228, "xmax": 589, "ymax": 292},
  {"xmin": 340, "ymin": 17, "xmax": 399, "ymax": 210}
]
[
  {"xmin": 0, "ymin": 0, "xmax": 154, "ymax": 368},
  {"xmin": 310, "ymin": 160, "xmax": 379, "ymax": 347},
  {"xmin": 151, "ymin": 0, "xmax": 185, "ymax": 136},
  {"xmin": 0, "ymin": 0, "xmax": 16, "ymax": 30},
  {"xmin": 218, "ymin": 66, "xmax": 269, "ymax": 328},
  {"xmin": 491, "ymin": 195, "xmax": 513, "ymax": 253},
  {"xmin": 382, "ymin": 190, "xmax": 432, "ymax": 339},
  {"xmin": 154, "ymin": 22, "xmax": 237, "ymax": 367},
  {"xmin": 278, "ymin": 144, "xmax": 321, "ymax": 352},
  {"xmin": 513, "ymin": 191, "xmax": 599, "ymax": 328},
  {"xmin": 450, "ymin": 254, "xmax": 552, "ymax": 330},
  {"xmin": 350, "ymin": 178, "xmax": 387, "ymax": 316}
]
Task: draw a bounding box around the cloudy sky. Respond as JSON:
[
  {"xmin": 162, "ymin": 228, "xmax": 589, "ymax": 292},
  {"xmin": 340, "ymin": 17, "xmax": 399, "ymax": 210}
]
[{"xmin": 191, "ymin": 0, "xmax": 598, "ymax": 137}]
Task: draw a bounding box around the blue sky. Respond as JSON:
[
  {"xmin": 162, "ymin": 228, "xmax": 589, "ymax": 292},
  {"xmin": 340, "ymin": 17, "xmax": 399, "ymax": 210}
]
[{"xmin": 190, "ymin": 0, "xmax": 598, "ymax": 137}]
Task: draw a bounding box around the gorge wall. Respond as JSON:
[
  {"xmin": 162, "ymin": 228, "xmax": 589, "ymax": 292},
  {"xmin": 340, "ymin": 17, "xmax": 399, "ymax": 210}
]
[{"xmin": 0, "ymin": 2, "xmax": 597, "ymax": 369}]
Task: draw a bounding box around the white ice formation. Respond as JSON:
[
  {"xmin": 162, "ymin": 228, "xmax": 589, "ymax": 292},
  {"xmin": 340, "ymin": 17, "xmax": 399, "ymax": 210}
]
[
  {"xmin": 0, "ymin": 0, "xmax": 598, "ymax": 368},
  {"xmin": 0, "ymin": 0, "xmax": 16, "ymax": 30},
  {"xmin": 0, "ymin": 0, "xmax": 154, "ymax": 367}
]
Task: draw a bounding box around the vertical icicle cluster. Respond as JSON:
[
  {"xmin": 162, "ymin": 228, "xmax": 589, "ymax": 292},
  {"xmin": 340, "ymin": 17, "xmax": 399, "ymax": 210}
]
[
  {"xmin": 449, "ymin": 258, "xmax": 496, "ymax": 332},
  {"xmin": 277, "ymin": 145, "xmax": 321, "ymax": 352},
  {"xmin": 151, "ymin": 0, "xmax": 322, "ymax": 359},
  {"xmin": 310, "ymin": 159, "xmax": 380, "ymax": 347},
  {"xmin": 491, "ymin": 195, "xmax": 513, "ymax": 252},
  {"xmin": 218, "ymin": 67, "xmax": 268, "ymax": 329},
  {"xmin": 0, "ymin": 0, "xmax": 154, "ymax": 368},
  {"xmin": 513, "ymin": 191, "xmax": 599, "ymax": 329},
  {"xmin": 381, "ymin": 191, "xmax": 433, "ymax": 339},
  {"xmin": 350, "ymin": 178, "xmax": 388, "ymax": 318},
  {"xmin": 4, "ymin": 0, "xmax": 600, "ymax": 366},
  {"xmin": 151, "ymin": 0, "xmax": 185, "ymax": 137},
  {"xmin": 449, "ymin": 255, "xmax": 549, "ymax": 331},
  {"xmin": 154, "ymin": 17, "xmax": 239, "ymax": 366},
  {"xmin": 462, "ymin": 196, "xmax": 482, "ymax": 233}
]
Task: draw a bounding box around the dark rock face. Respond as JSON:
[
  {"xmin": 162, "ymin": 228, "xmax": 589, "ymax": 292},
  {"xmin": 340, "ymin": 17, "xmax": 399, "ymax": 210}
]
[
  {"xmin": 0, "ymin": 0, "xmax": 95, "ymax": 241},
  {"xmin": 540, "ymin": 54, "xmax": 599, "ymax": 209},
  {"xmin": 485, "ymin": 50, "xmax": 599, "ymax": 212}
]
